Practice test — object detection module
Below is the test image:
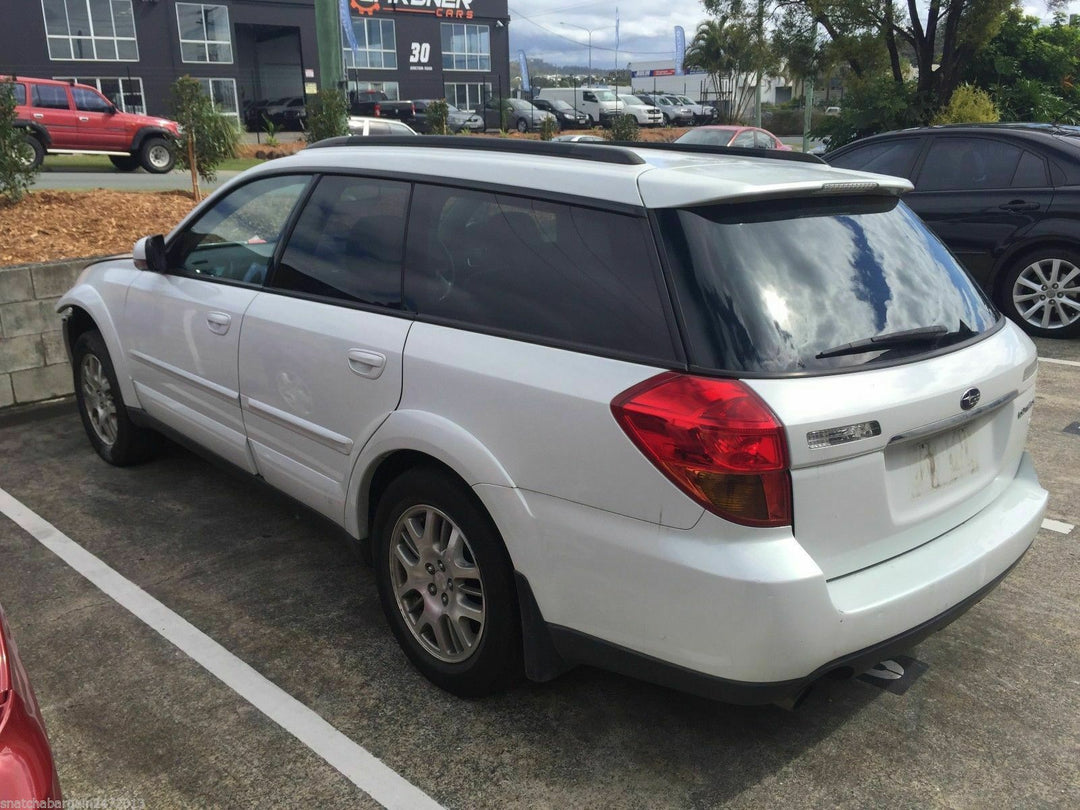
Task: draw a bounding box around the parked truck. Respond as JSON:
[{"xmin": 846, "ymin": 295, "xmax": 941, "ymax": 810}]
[{"xmin": 348, "ymin": 90, "xmax": 416, "ymax": 121}]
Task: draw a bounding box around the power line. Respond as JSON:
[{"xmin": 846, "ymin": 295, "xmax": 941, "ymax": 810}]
[{"xmin": 509, "ymin": 6, "xmax": 672, "ymax": 56}]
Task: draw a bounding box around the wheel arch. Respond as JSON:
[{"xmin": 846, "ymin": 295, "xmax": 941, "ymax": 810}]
[
  {"xmin": 992, "ymin": 237, "xmax": 1080, "ymax": 301},
  {"xmin": 56, "ymin": 286, "xmax": 140, "ymax": 408},
  {"xmin": 130, "ymin": 126, "xmax": 177, "ymax": 153},
  {"xmin": 14, "ymin": 120, "xmax": 50, "ymax": 147},
  {"xmin": 345, "ymin": 409, "xmax": 517, "ymax": 544}
]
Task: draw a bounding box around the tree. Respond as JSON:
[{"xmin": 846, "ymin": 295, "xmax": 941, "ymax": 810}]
[
  {"xmin": 703, "ymin": 0, "xmax": 1014, "ymax": 115},
  {"xmin": 0, "ymin": 78, "xmax": 38, "ymax": 204},
  {"xmin": 684, "ymin": 15, "xmax": 774, "ymax": 123},
  {"xmin": 170, "ymin": 76, "xmax": 240, "ymax": 201}
]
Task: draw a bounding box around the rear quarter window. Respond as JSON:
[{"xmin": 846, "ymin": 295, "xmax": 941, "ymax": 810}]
[
  {"xmin": 405, "ymin": 186, "xmax": 678, "ymax": 362},
  {"xmin": 11, "ymin": 82, "xmax": 26, "ymax": 106},
  {"xmin": 828, "ymin": 138, "xmax": 923, "ymax": 179}
]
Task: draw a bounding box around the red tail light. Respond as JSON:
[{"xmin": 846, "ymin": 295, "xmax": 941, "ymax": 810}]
[
  {"xmin": 374, "ymin": 103, "xmax": 382, "ymax": 117},
  {"xmin": 612, "ymin": 372, "xmax": 792, "ymax": 527}
]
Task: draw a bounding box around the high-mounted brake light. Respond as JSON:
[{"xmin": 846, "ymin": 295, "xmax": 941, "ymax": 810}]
[{"xmin": 611, "ymin": 373, "xmax": 792, "ymax": 528}]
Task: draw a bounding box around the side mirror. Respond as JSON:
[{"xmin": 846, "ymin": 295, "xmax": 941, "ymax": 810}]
[
  {"xmin": 107, "ymin": 104, "xmax": 117, "ymax": 115},
  {"xmin": 133, "ymin": 235, "xmax": 167, "ymax": 273}
]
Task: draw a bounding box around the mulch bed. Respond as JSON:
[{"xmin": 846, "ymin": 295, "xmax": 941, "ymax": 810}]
[{"xmin": 0, "ymin": 190, "xmax": 198, "ymax": 266}]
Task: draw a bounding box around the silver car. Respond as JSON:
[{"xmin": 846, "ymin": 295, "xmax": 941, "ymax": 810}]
[{"xmin": 635, "ymin": 94, "xmax": 693, "ymax": 126}]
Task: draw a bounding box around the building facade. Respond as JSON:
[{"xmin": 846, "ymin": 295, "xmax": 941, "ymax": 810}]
[{"xmin": 0, "ymin": 1, "xmax": 509, "ymax": 121}]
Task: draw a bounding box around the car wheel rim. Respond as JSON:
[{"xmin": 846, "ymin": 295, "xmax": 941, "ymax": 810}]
[
  {"xmin": 16, "ymin": 142, "xmax": 35, "ymax": 166},
  {"xmin": 147, "ymin": 144, "xmax": 171, "ymax": 168},
  {"xmin": 389, "ymin": 504, "xmax": 485, "ymax": 664},
  {"xmin": 80, "ymin": 354, "xmax": 118, "ymax": 447},
  {"xmin": 1013, "ymin": 258, "xmax": 1080, "ymax": 330}
]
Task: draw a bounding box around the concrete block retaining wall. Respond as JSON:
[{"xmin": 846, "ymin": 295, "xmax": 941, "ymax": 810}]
[{"xmin": 0, "ymin": 257, "xmax": 100, "ymax": 408}]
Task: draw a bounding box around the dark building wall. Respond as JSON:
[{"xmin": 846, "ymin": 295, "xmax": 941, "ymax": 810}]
[{"xmin": 1, "ymin": 1, "xmax": 509, "ymax": 119}]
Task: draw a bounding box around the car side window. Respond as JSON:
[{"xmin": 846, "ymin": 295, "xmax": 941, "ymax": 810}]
[
  {"xmin": 1012, "ymin": 150, "xmax": 1049, "ymax": 188},
  {"xmin": 367, "ymin": 122, "xmax": 391, "ymax": 135},
  {"xmin": 828, "ymin": 139, "xmax": 923, "ymax": 178},
  {"xmin": 168, "ymin": 175, "xmax": 310, "ymax": 285},
  {"xmin": 732, "ymin": 131, "xmax": 756, "ymax": 148},
  {"xmin": 32, "ymin": 84, "xmax": 70, "ymax": 110},
  {"xmin": 916, "ymin": 138, "xmax": 1023, "ymax": 191},
  {"xmin": 72, "ymin": 87, "xmax": 111, "ymax": 113},
  {"xmin": 754, "ymin": 131, "xmax": 775, "ymax": 149},
  {"xmin": 12, "ymin": 83, "xmax": 26, "ymax": 106},
  {"xmin": 405, "ymin": 186, "xmax": 677, "ymax": 361},
  {"xmin": 273, "ymin": 175, "xmax": 410, "ymax": 307}
]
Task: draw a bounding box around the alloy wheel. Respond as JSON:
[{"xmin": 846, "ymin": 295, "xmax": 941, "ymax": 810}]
[
  {"xmin": 80, "ymin": 353, "xmax": 118, "ymax": 446},
  {"xmin": 388, "ymin": 505, "xmax": 486, "ymax": 663},
  {"xmin": 1012, "ymin": 257, "xmax": 1080, "ymax": 331}
]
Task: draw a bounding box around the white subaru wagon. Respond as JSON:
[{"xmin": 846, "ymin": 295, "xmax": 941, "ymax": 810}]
[{"xmin": 58, "ymin": 138, "xmax": 1048, "ymax": 705}]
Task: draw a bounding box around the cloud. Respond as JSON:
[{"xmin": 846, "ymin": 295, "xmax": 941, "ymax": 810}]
[{"xmin": 509, "ymin": 0, "xmax": 706, "ymax": 68}]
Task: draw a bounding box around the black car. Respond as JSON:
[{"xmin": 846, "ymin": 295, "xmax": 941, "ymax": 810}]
[
  {"xmin": 825, "ymin": 124, "xmax": 1080, "ymax": 338},
  {"xmin": 530, "ymin": 98, "xmax": 590, "ymax": 130}
]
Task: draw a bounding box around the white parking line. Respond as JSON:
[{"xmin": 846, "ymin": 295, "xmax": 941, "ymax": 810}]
[
  {"xmin": 0, "ymin": 487, "xmax": 445, "ymax": 810},
  {"xmin": 1041, "ymin": 518, "xmax": 1075, "ymax": 535},
  {"xmin": 1039, "ymin": 357, "xmax": 1080, "ymax": 368}
]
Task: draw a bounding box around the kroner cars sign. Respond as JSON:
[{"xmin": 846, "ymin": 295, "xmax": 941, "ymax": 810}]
[{"xmin": 351, "ymin": 0, "xmax": 477, "ymax": 19}]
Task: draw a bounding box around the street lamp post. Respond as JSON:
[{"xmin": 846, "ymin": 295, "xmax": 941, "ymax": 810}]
[{"xmin": 560, "ymin": 22, "xmax": 594, "ymax": 83}]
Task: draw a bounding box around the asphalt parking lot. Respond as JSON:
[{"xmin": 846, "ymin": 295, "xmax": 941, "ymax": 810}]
[{"xmin": 0, "ymin": 338, "xmax": 1077, "ymax": 808}]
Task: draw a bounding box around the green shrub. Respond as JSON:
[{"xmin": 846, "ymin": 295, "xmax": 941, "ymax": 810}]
[
  {"xmin": 425, "ymin": 98, "xmax": 450, "ymax": 135},
  {"xmin": 538, "ymin": 115, "xmax": 559, "ymax": 141},
  {"xmin": 262, "ymin": 115, "xmax": 279, "ymax": 147},
  {"xmin": 932, "ymin": 84, "xmax": 1000, "ymax": 125},
  {"xmin": 304, "ymin": 89, "xmax": 349, "ymax": 143},
  {"xmin": 0, "ymin": 78, "xmax": 38, "ymax": 204},
  {"xmin": 607, "ymin": 113, "xmax": 639, "ymax": 142},
  {"xmin": 169, "ymin": 76, "xmax": 240, "ymax": 184},
  {"xmin": 765, "ymin": 108, "xmax": 828, "ymax": 137}
]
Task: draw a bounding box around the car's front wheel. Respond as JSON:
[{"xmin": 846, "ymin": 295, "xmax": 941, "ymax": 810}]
[
  {"xmin": 516, "ymin": 117, "xmax": 529, "ymax": 133},
  {"xmin": 373, "ymin": 466, "xmax": 522, "ymax": 697},
  {"xmin": 1000, "ymin": 249, "xmax": 1080, "ymax": 338},
  {"xmin": 139, "ymin": 137, "xmax": 176, "ymax": 174},
  {"xmin": 73, "ymin": 330, "xmax": 160, "ymax": 465}
]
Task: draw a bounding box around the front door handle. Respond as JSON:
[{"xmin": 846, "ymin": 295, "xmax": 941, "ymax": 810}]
[
  {"xmin": 999, "ymin": 200, "xmax": 1040, "ymax": 212},
  {"xmin": 78, "ymin": 116, "xmax": 89, "ymax": 121},
  {"xmin": 206, "ymin": 312, "xmax": 231, "ymax": 335},
  {"xmin": 347, "ymin": 349, "xmax": 386, "ymax": 379}
]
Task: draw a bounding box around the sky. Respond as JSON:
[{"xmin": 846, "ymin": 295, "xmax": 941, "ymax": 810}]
[{"xmin": 507, "ymin": 1, "xmax": 1080, "ymax": 71}]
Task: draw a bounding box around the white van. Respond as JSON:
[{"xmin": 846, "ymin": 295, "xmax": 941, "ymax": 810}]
[{"xmin": 537, "ymin": 87, "xmax": 624, "ymax": 127}]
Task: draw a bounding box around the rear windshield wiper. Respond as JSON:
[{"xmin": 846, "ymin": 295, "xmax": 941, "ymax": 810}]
[{"xmin": 815, "ymin": 325, "xmax": 949, "ymax": 359}]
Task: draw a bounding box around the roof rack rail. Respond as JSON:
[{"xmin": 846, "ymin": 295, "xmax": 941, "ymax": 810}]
[
  {"xmin": 608, "ymin": 140, "xmax": 827, "ymax": 165},
  {"xmin": 305, "ymin": 135, "xmax": 647, "ymax": 166}
]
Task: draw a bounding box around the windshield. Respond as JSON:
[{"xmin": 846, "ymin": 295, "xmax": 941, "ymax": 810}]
[
  {"xmin": 676, "ymin": 129, "xmax": 735, "ymax": 146},
  {"xmin": 592, "ymin": 90, "xmax": 617, "ymax": 102},
  {"xmin": 618, "ymin": 95, "xmax": 640, "ymax": 106},
  {"xmin": 553, "ymin": 100, "xmax": 574, "ymax": 111},
  {"xmin": 676, "ymin": 96, "xmax": 693, "ymax": 104},
  {"xmin": 656, "ymin": 197, "xmax": 999, "ymax": 374}
]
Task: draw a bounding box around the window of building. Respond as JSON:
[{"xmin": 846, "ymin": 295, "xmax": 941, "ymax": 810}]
[
  {"xmin": 443, "ymin": 83, "xmax": 490, "ymax": 111},
  {"xmin": 42, "ymin": 0, "xmax": 139, "ymax": 61},
  {"xmin": 176, "ymin": 2, "xmax": 233, "ymax": 64},
  {"xmin": 275, "ymin": 176, "xmax": 411, "ymax": 308},
  {"xmin": 342, "ymin": 17, "xmax": 397, "ymax": 70},
  {"xmin": 441, "ymin": 23, "xmax": 490, "ymax": 71},
  {"xmin": 405, "ymin": 186, "xmax": 676, "ymax": 361},
  {"xmin": 347, "ymin": 80, "xmax": 400, "ymax": 101},
  {"xmin": 197, "ymin": 77, "xmax": 239, "ymax": 120},
  {"xmin": 54, "ymin": 76, "xmax": 145, "ymax": 113}
]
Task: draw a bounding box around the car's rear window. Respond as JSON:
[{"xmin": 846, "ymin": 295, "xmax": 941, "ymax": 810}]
[{"xmin": 657, "ymin": 196, "xmax": 999, "ymax": 374}]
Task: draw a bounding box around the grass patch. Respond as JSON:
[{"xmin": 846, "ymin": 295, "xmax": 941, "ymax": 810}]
[{"xmin": 42, "ymin": 155, "xmax": 262, "ymax": 172}]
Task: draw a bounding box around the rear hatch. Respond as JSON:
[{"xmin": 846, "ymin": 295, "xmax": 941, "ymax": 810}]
[{"xmin": 654, "ymin": 193, "xmax": 1037, "ymax": 579}]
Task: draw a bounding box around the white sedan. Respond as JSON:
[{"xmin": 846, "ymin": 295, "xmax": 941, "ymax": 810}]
[{"xmin": 347, "ymin": 117, "xmax": 418, "ymax": 136}]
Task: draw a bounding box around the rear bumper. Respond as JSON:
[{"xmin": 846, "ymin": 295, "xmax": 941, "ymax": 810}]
[{"xmin": 484, "ymin": 451, "xmax": 1047, "ymax": 702}]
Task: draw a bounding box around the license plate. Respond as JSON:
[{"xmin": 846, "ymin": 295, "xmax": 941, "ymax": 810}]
[{"xmin": 909, "ymin": 425, "xmax": 980, "ymax": 499}]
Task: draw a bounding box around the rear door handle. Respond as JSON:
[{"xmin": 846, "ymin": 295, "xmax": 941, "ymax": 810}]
[
  {"xmin": 999, "ymin": 200, "xmax": 1040, "ymax": 212},
  {"xmin": 78, "ymin": 116, "xmax": 89, "ymax": 121},
  {"xmin": 347, "ymin": 349, "xmax": 386, "ymax": 379},
  {"xmin": 206, "ymin": 312, "xmax": 231, "ymax": 335},
  {"xmin": 32, "ymin": 113, "xmax": 43, "ymax": 119}
]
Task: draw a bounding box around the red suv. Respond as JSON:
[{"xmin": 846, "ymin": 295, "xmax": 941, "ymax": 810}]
[{"xmin": 11, "ymin": 76, "xmax": 180, "ymax": 173}]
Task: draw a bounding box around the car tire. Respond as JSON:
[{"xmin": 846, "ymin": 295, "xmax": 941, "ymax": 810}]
[
  {"xmin": 586, "ymin": 114, "xmax": 596, "ymax": 127},
  {"xmin": 373, "ymin": 465, "xmax": 522, "ymax": 698},
  {"xmin": 999, "ymin": 248, "xmax": 1080, "ymax": 338},
  {"xmin": 662, "ymin": 113, "xmax": 671, "ymax": 126},
  {"xmin": 138, "ymin": 137, "xmax": 176, "ymax": 174},
  {"xmin": 516, "ymin": 117, "xmax": 529, "ymax": 133},
  {"xmin": 109, "ymin": 155, "xmax": 140, "ymax": 172},
  {"xmin": 17, "ymin": 134, "xmax": 44, "ymax": 170},
  {"xmin": 73, "ymin": 330, "xmax": 160, "ymax": 466}
]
